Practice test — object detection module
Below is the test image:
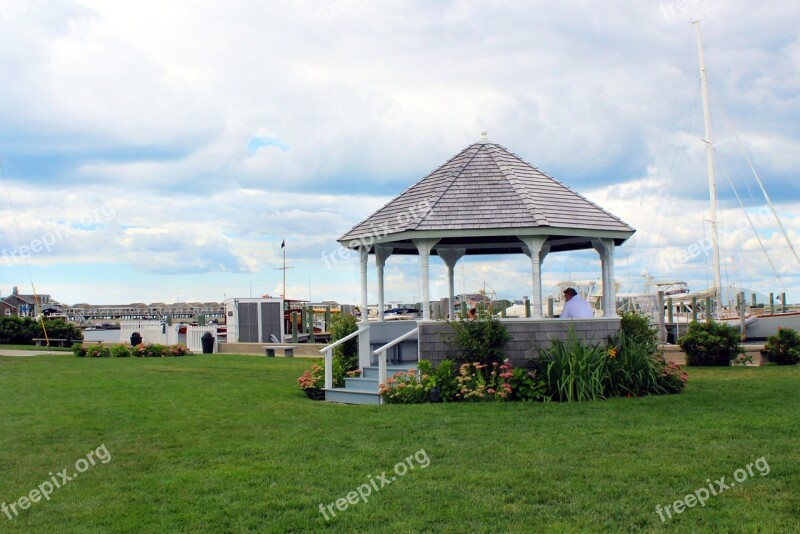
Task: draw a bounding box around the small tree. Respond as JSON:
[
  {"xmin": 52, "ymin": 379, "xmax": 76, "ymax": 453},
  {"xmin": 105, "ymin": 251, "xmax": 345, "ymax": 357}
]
[
  {"xmin": 679, "ymin": 321, "xmax": 742, "ymax": 366},
  {"xmin": 446, "ymin": 305, "xmax": 510, "ymax": 365},
  {"xmin": 765, "ymin": 328, "xmax": 800, "ymax": 365}
]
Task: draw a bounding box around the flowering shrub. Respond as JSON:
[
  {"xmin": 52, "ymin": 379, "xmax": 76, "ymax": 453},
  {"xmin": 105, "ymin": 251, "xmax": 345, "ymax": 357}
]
[
  {"xmin": 74, "ymin": 342, "xmax": 191, "ymax": 358},
  {"xmin": 87, "ymin": 345, "xmax": 110, "ymax": 358},
  {"xmin": 656, "ymin": 359, "xmax": 689, "ymax": 394},
  {"xmin": 133, "ymin": 343, "xmax": 191, "ymax": 357},
  {"xmin": 377, "ymin": 359, "xmax": 545, "ymax": 403},
  {"xmin": 378, "ymin": 368, "xmax": 428, "ymax": 404},
  {"xmin": 297, "ymin": 362, "xmax": 325, "ymax": 400}
]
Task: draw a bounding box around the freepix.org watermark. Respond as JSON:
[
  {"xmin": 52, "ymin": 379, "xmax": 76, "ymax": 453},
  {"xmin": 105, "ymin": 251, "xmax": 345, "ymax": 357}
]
[
  {"xmin": 1, "ymin": 203, "xmax": 116, "ymax": 267},
  {"xmin": 654, "ymin": 456, "xmax": 770, "ymax": 522},
  {"xmin": 318, "ymin": 448, "xmax": 430, "ymax": 521},
  {"xmin": 321, "ymin": 198, "xmax": 432, "ymax": 268},
  {"xmin": 2, "ymin": 444, "xmax": 112, "ymax": 521}
]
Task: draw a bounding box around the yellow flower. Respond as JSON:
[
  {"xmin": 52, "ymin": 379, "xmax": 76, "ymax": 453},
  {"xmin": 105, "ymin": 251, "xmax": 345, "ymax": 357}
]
[{"xmin": 608, "ymin": 347, "xmax": 618, "ymax": 359}]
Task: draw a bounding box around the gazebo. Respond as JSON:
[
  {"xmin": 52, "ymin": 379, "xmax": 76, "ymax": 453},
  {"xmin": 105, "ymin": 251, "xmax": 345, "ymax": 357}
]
[{"xmin": 324, "ymin": 134, "xmax": 635, "ymax": 403}]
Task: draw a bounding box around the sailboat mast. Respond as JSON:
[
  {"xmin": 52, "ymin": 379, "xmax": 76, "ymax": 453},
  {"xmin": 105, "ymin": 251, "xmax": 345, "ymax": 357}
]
[{"xmin": 694, "ymin": 20, "xmax": 723, "ymax": 302}]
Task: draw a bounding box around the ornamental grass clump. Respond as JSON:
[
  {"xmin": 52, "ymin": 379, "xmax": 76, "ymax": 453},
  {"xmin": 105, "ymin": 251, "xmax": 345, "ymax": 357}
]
[{"xmin": 536, "ymin": 329, "xmax": 609, "ymax": 402}]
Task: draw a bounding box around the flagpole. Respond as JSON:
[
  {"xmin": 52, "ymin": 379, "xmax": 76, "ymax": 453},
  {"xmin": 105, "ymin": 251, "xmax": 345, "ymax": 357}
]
[{"xmin": 283, "ymin": 244, "xmax": 286, "ymax": 299}]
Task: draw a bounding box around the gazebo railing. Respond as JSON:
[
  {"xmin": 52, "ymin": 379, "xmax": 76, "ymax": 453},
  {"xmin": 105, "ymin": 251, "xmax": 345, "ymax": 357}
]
[
  {"xmin": 372, "ymin": 327, "xmax": 419, "ymax": 387},
  {"xmin": 319, "ymin": 327, "xmax": 368, "ymax": 389}
]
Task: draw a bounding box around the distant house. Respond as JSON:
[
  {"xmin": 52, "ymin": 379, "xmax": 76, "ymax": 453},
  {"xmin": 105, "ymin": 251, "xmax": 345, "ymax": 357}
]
[{"xmin": 1, "ymin": 286, "xmax": 51, "ymax": 317}]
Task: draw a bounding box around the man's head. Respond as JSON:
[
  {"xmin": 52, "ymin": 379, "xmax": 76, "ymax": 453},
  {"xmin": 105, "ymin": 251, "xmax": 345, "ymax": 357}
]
[{"xmin": 563, "ymin": 288, "xmax": 577, "ymax": 301}]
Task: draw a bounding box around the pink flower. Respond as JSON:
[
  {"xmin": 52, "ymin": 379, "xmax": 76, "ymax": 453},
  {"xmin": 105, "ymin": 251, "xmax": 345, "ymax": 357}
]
[{"xmin": 487, "ymin": 388, "xmax": 496, "ymax": 394}]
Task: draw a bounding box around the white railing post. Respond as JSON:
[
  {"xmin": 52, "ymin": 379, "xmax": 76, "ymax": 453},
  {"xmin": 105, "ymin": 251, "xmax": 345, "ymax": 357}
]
[
  {"xmin": 324, "ymin": 348, "xmax": 333, "ymax": 389},
  {"xmin": 319, "ymin": 327, "xmax": 367, "ymax": 390},
  {"xmin": 378, "ymin": 349, "xmax": 387, "ymax": 386},
  {"xmin": 372, "ymin": 327, "xmax": 419, "ymax": 387}
]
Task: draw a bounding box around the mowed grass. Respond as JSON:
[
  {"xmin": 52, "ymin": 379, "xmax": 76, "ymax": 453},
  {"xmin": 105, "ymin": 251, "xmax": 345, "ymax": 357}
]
[{"xmin": 0, "ymin": 355, "xmax": 798, "ymax": 533}]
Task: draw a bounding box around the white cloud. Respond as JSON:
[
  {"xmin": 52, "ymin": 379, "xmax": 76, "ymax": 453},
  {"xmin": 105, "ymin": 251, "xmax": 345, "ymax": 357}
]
[{"xmin": 0, "ymin": 0, "xmax": 798, "ymax": 303}]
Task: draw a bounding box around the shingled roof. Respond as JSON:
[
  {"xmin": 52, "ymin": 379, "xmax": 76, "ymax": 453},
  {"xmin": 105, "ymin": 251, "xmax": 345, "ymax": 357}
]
[{"xmin": 338, "ymin": 138, "xmax": 634, "ymax": 254}]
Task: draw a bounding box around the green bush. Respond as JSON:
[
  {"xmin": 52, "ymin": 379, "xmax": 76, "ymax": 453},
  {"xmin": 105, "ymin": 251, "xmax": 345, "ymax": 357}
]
[
  {"xmin": 446, "ymin": 306, "xmax": 511, "ymax": 366},
  {"xmin": 765, "ymin": 328, "xmax": 800, "ymax": 365},
  {"xmin": 109, "ymin": 344, "xmax": 133, "ymax": 358},
  {"xmin": 679, "ymin": 321, "xmax": 742, "ymax": 366},
  {"xmin": 0, "ymin": 316, "xmax": 83, "ymax": 345},
  {"xmin": 418, "ymin": 359, "xmax": 458, "ymax": 402},
  {"xmin": 619, "ymin": 311, "xmax": 659, "ymax": 352},
  {"xmin": 71, "ymin": 343, "xmax": 87, "ymax": 357}
]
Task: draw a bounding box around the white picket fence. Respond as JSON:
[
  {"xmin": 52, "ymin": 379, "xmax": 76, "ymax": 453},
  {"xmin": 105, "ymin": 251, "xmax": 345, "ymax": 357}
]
[
  {"xmin": 186, "ymin": 325, "xmax": 217, "ymax": 353},
  {"xmin": 118, "ymin": 321, "xmax": 221, "ymax": 353},
  {"xmin": 119, "ymin": 320, "xmax": 179, "ymax": 346}
]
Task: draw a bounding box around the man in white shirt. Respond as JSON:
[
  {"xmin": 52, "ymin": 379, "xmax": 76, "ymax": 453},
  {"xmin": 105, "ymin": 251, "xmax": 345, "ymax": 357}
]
[{"xmin": 560, "ymin": 287, "xmax": 594, "ymax": 319}]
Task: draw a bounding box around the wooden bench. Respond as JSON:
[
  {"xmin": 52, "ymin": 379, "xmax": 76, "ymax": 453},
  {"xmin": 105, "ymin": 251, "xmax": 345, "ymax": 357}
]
[
  {"xmin": 265, "ymin": 346, "xmax": 295, "ymax": 358},
  {"xmin": 32, "ymin": 338, "xmax": 71, "ymax": 347}
]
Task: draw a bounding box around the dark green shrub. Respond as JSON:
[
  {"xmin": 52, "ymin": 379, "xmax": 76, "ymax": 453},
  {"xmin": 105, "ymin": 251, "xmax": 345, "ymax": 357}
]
[
  {"xmin": 0, "ymin": 316, "xmax": 83, "ymax": 344},
  {"xmin": 619, "ymin": 311, "xmax": 659, "ymax": 352},
  {"xmin": 765, "ymin": 328, "xmax": 800, "ymax": 365},
  {"xmin": 72, "ymin": 343, "xmax": 87, "ymax": 357},
  {"xmin": 679, "ymin": 321, "xmax": 742, "ymax": 366},
  {"xmin": 330, "ymin": 314, "xmax": 359, "ymax": 381},
  {"xmin": 35, "ymin": 319, "xmax": 84, "ymax": 342},
  {"xmin": 446, "ymin": 306, "xmax": 510, "ymax": 365}
]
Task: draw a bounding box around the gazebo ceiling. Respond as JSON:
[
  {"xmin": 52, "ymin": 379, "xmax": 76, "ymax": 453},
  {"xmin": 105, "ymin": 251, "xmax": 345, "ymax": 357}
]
[{"xmin": 338, "ymin": 137, "xmax": 635, "ymax": 254}]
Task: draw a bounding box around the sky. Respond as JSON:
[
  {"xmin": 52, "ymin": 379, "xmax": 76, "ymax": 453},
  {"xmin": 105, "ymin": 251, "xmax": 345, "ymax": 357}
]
[{"xmin": 0, "ymin": 0, "xmax": 798, "ymax": 306}]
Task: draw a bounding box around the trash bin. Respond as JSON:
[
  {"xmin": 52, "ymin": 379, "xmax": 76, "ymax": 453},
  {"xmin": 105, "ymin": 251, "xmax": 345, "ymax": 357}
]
[
  {"xmin": 130, "ymin": 332, "xmax": 142, "ymax": 346},
  {"xmin": 201, "ymin": 332, "xmax": 214, "ymax": 354}
]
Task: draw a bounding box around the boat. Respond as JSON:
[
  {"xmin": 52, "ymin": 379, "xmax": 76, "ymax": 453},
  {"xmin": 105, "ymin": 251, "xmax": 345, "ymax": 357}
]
[{"xmin": 651, "ymin": 22, "xmax": 800, "ymax": 340}]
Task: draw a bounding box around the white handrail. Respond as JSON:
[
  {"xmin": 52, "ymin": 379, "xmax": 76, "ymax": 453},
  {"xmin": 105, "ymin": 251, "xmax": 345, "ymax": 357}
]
[
  {"xmin": 319, "ymin": 328, "xmax": 367, "ymax": 390},
  {"xmin": 372, "ymin": 327, "xmax": 418, "ymax": 390}
]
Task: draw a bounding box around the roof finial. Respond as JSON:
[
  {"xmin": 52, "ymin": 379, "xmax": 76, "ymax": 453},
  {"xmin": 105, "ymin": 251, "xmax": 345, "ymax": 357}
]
[{"xmin": 479, "ymin": 130, "xmax": 489, "ymax": 144}]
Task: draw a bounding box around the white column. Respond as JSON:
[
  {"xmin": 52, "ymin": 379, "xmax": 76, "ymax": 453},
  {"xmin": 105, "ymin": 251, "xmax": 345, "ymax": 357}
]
[
  {"xmin": 374, "ymin": 245, "xmax": 393, "ymax": 321},
  {"xmin": 519, "ymin": 236, "xmax": 547, "ymax": 318},
  {"xmin": 437, "ymin": 247, "xmax": 466, "ymax": 320},
  {"xmin": 592, "ymin": 239, "xmax": 616, "ymax": 317},
  {"xmin": 358, "ymin": 245, "xmax": 372, "ymax": 369},
  {"xmin": 605, "ymin": 239, "xmax": 616, "ymax": 317},
  {"xmin": 413, "ymin": 239, "xmax": 440, "ymax": 321}
]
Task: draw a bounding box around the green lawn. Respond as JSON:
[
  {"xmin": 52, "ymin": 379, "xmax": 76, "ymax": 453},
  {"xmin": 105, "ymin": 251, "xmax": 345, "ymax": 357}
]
[{"xmin": 0, "ymin": 354, "xmax": 797, "ymax": 533}]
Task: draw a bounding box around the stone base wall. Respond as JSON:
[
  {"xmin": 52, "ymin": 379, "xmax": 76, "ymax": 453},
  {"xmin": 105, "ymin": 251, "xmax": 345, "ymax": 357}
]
[{"xmin": 418, "ymin": 318, "xmax": 621, "ymax": 368}]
